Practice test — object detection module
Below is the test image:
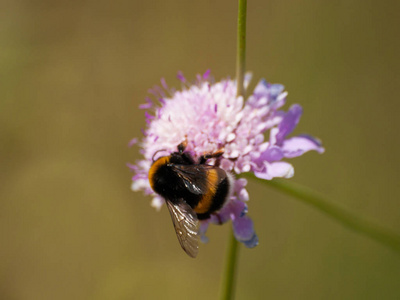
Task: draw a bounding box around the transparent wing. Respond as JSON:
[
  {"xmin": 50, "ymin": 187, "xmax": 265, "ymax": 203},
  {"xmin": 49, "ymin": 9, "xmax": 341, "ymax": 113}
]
[
  {"xmin": 171, "ymin": 164, "xmax": 227, "ymax": 195},
  {"xmin": 165, "ymin": 198, "xmax": 199, "ymax": 258}
]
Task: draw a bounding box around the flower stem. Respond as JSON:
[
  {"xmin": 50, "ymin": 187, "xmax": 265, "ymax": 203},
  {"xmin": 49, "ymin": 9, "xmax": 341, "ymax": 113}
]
[
  {"xmin": 220, "ymin": 229, "xmax": 240, "ymax": 300},
  {"xmin": 244, "ymin": 174, "xmax": 400, "ymax": 254},
  {"xmin": 218, "ymin": 1, "xmax": 248, "ymax": 299},
  {"xmin": 236, "ymin": 0, "xmax": 247, "ymax": 98}
]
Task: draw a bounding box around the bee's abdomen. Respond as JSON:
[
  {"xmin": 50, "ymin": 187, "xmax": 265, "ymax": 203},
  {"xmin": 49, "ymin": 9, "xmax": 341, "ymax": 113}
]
[{"xmin": 195, "ymin": 170, "xmax": 231, "ymax": 220}]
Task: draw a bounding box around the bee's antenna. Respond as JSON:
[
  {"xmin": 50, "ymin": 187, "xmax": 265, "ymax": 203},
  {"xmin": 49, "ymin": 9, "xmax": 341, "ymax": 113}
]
[
  {"xmin": 199, "ymin": 148, "xmax": 225, "ymax": 164},
  {"xmin": 152, "ymin": 149, "xmax": 168, "ymax": 162}
]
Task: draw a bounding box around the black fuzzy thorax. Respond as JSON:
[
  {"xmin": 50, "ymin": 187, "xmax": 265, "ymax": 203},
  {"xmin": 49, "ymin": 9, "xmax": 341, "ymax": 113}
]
[{"xmin": 151, "ymin": 152, "xmax": 202, "ymax": 209}]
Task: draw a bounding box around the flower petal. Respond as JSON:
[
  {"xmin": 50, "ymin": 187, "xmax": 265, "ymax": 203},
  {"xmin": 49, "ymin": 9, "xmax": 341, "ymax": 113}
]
[
  {"xmin": 254, "ymin": 161, "xmax": 294, "ymax": 180},
  {"xmin": 282, "ymin": 134, "xmax": 325, "ymax": 158},
  {"xmin": 276, "ymin": 104, "xmax": 303, "ymax": 144},
  {"xmin": 259, "ymin": 146, "xmax": 284, "ymax": 162},
  {"xmin": 150, "ymin": 196, "xmax": 164, "ymax": 211},
  {"xmin": 232, "ymin": 215, "xmax": 258, "ymax": 248},
  {"xmin": 128, "ymin": 138, "xmax": 138, "ymax": 147},
  {"xmin": 199, "ymin": 220, "xmax": 210, "ymax": 243},
  {"xmin": 254, "ymin": 79, "xmax": 284, "ymax": 100},
  {"xmin": 131, "ymin": 178, "xmax": 148, "ymax": 191}
]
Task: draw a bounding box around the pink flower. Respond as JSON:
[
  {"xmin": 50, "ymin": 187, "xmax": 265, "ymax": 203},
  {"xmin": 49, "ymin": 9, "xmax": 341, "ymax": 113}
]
[{"xmin": 129, "ymin": 71, "xmax": 324, "ymax": 248}]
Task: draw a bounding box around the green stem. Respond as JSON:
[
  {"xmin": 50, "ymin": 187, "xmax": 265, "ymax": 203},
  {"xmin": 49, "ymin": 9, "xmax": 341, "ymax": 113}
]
[
  {"xmin": 220, "ymin": 229, "xmax": 240, "ymax": 300},
  {"xmin": 219, "ymin": 1, "xmax": 248, "ymax": 299},
  {"xmin": 244, "ymin": 174, "xmax": 400, "ymax": 254},
  {"xmin": 236, "ymin": 0, "xmax": 247, "ymax": 98}
]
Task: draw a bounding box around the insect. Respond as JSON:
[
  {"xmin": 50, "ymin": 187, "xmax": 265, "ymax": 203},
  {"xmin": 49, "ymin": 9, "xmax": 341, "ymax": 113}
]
[{"xmin": 148, "ymin": 140, "xmax": 234, "ymax": 258}]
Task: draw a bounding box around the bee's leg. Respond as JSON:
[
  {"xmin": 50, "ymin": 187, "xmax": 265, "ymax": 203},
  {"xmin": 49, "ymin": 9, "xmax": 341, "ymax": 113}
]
[
  {"xmin": 177, "ymin": 138, "xmax": 196, "ymax": 164},
  {"xmin": 177, "ymin": 139, "xmax": 188, "ymax": 153},
  {"xmin": 199, "ymin": 148, "xmax": 225, "ymax": 165}
]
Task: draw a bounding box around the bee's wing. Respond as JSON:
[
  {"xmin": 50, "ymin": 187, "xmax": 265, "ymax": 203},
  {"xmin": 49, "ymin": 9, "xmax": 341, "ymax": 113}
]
[
  {"xmin": 171, "ymin": 164, "xmax": 227, "ymax": 195},
  {"xmin": 165, "ymin": 198, "xmax": 199, "ymax": 258}
]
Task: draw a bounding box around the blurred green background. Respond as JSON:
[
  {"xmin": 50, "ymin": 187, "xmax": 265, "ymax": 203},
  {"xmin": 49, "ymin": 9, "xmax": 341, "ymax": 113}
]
[{"xmin": 1, "ymin": 0, "xmax": 400, "ymax": 299}]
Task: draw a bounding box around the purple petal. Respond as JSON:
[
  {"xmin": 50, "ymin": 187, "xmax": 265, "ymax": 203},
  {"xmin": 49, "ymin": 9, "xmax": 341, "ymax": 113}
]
[
  {"xmin": 253, "ymin": 79, "xmax": 284, "ymax": 101},
  {"xmin": 151, "ymin": 196, "xmax": 164, "ymax": 210},
  {"xmin": 139, "ymin": 103, "xmax": 152, "ymax": 109},
  {"xmin": 253, "ymin": 79, "xmax": 270, "ymax": 96},
  {"xmin": 203, "ymin": 69, "xmax": 211, "ymax": 80},
  {"xmin": 144, "ymin": 111, "xmax": 155, "ymax": 124},
  {"xmin": 128, "ymin": 138, "xmax": 138, "ymax": 147},
  {"xmin": 131, "ymin": 178, "xmax": 149, "ymax": 192},
  {"xmin": 254, "ymin": 161, "xmax": 294, "ymax": 180},
  {"xmin": 244, "ymin": 72, "xmax": 253, "ymax": 88},
  {"xmin": 148, "ymin": 85, "xmax": 165, "ymax": 97},
  {"xmin": 269, "ymin": 83, "xmax": 285, "ymax": 99},
  {"xmin": 144, "ymin": 111, "xmax": 154, "ymax": 119},
  {"xmin": 126, "ymin": 163, "xmax": 137, "ymax": 171},
  {"xmin": 236, "ymin": 186, "xmax": 249, "ymax": 202},
  {"xmin": 282, "ymin": 134, "xmax": 325, "ymax": 158},
  {"xmin": 276, "ymin": 104, "xmax": 303, "ymax": 144},
  {"xmin": 213, "ymin": 199, "xmax": 246, "ymax": 225},
  {"xmin": 139, "ymin": 97, "xmax": 153, "ymax": 109},
  {"xmin": 220, "ymin": 158, "xmax": 234, "ymax": 171},
  {"xmin": 199, "ymin": 221, "xmax": 210, "ymax": 243},
  {"xmin": 259, "ymin": 146, "xmax": 284, "ymax": 162},
  {"xmin": 160, "ymin": 78, "xmax": 168, "ymax": 90},
  {"xmin": 243, "ymin": 233, "xmax": 259, "ymax": 248},
  {"xmin": 177, "ymin": 71, "xmax": 186, "ymax": 82},
  {"xmin": 140, "ymin": 128, "xmax": 146, "ymax": 136},
  {"xmin": 232, "ymin": 215, "xmax": 258, "ymax": 248},
  {"xmin": 231, "ymin": 199, "xmax": 246, "ymax": 216},
  {"xmin": 268, "ymin": 162, "xmax": 294, "ymax": 178},
  {"xmin": 234, "ymin": 178, "xmax": 248, "ymax": 191},
  {"xmin": 210, "ymin": 211, "xmax": 230, "ymax": 225}
]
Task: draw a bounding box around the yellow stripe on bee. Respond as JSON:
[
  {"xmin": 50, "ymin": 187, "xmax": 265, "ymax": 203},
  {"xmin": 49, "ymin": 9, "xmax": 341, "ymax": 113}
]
[
  {"xmin": 148, "ymin": 156, "xmax": 170, "ymax": 190},
  {"xmin": 194, "ymin": 169, "xmax": 219, "ymax": 214}
]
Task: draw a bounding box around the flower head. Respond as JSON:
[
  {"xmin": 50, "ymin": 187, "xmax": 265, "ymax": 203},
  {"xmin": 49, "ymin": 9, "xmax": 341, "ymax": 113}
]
[{"xmin": 129, "ymin": 71, "xmax": 324, "ymax": 248}]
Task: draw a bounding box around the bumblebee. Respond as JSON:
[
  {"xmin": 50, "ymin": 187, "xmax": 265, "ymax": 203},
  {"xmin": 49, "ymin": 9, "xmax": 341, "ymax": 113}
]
[{"xmin": 148, "ymin": 141, "xmax": 234, "ymax": 258}]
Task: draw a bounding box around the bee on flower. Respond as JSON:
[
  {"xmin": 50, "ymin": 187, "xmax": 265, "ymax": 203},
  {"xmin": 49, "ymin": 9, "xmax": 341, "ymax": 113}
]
[{"xmin": 129, "ymin": 71, "xmax": 324, "ymax": 257}]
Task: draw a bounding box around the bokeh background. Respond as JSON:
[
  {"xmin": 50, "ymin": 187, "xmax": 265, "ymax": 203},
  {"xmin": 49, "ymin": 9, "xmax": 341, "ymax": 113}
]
[{"xmin": 1, "ymin": 0, "xmax": 400, "ymax": 299}]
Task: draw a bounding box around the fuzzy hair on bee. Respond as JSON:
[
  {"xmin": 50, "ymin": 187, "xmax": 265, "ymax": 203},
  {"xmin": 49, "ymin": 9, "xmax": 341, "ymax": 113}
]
[{"xmin": 148, "ymin": 141, "xmax": 234, "ymax": 258}]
